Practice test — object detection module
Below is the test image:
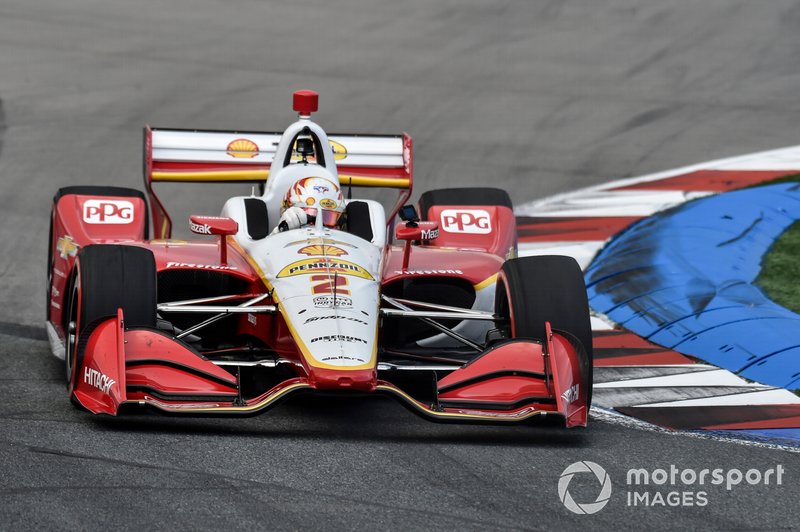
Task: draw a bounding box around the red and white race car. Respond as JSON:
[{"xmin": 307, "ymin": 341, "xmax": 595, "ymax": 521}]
[{"xmin": 46, "ymin": 91, "xmax": 592, "ymax": 427}]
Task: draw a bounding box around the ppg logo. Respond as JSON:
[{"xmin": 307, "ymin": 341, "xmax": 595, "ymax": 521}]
[
  {"xmin": 440, "ymin": 209, "xmax": 492, "ymax": 234},
  {"xmin": 83, "ymin": 199, "xmax": 135, "ymax": 224}
]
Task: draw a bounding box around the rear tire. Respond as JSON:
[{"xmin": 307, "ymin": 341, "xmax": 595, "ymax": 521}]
[
  {"xmin": 419, "ymin": 187, "xmax": 512, "ymax": 220},
  {"xmin": 46, "ymin": 211, "xmax": 55, "ymax": 321},
  {"xmin": 50, "ymin": 185, "xmax": 149, "ymax": 321},
  {"xmin": 64, "ymin": 245, "xmax": 157, "ymax": 393},
  {"xmin": 495, "ymin": 255, "xmax": 593, "ymax": 407}
]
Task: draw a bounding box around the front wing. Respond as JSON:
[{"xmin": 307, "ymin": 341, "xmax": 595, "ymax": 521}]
[{"xmin": 72, "ymin": 310, "xmax": 588, "ymax": 428}]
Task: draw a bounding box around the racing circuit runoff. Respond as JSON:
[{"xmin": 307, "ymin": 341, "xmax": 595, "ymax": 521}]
[
  {"xmin": 4, "ymin": 3, "xmax": 800, "ymax": 525},
  {"xmin": 33, "ymin": 88, "xmax": 799, "ymax": 530}
]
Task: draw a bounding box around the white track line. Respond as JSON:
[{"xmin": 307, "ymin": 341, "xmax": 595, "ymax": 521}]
[{"xmin": 590, "ymin": 407, "xmax": 800, "ymax": 453}]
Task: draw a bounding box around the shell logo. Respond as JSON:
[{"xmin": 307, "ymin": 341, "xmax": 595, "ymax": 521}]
[
  {"xmin": 329, "ymin": 140, "xmax": 347, "ymax": 161},
  {"xmin": 226, "ymin": 138, "xmax": 260, "ymax": 158},
  {"xmin": 298, "ymin": 245, "xmax": 348, "ymax": 257}
]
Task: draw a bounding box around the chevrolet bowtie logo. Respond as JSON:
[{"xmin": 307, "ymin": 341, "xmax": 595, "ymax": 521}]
[{"xmin": 56, "ymin": 235, "xmax": 79, "ymax": 259}]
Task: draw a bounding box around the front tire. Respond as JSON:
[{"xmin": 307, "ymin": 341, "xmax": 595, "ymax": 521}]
[
  {"xmin": 495, "ymin": 255, "xmax": 593, "ymax": 407},
  {"xmin": 64, "ymin": 245, "xmax": 157, "ymax": 394}
]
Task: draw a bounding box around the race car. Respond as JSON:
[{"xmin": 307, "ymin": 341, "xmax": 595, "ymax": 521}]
[{"xmin": 46, "ymin": 90, "xmax": 593, "ymax": 427}]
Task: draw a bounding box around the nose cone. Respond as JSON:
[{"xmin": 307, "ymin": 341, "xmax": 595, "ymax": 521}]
[
  {"xmin": 243, "ymin": 227, "xmax": 382, "ymax": 392},
  {"xmin": 309, "ymin": 367, "xmax": 377, "ymax": 392}
]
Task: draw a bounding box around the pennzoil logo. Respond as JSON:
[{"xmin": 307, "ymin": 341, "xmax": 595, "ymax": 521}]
[
  {"xmin": 298, "ymin": 245, "xmax": 348, "ymax": 257},
  {"xmin": 277, "ymin": 258, "xmax": 373, "ymax": 280},
  {"xmin": 56, "ymin": 235, "xmax": 79, "ymax": 259},
  {"xmin": 290, "ymin": 139, "xmax": 348, "ymax": 161},
  {"xmin": 319, "ymin": 198, "xmax": 337, "ymax": 209},
  {"xmin": 226, "ymin": 138, "xmax": 260, "ymax": 158}
]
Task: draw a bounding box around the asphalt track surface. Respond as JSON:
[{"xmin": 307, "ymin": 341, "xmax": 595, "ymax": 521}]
[{"xmin": 1, "ymin": 1, "xmax": 800, "ymax": 530}]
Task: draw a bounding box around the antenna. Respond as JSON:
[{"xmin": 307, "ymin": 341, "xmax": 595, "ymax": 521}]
[{"xmin": 293, "ymin": 90, "xmax": 319, "ymax": 119}]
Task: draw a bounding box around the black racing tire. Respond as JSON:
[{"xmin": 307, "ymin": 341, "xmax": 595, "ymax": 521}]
[
  {"xmin": 53, "ymin": 185, "xmax": 147, "ymax": 204},
  {"xmin": 50, "ymin": 185, "xmax": 149, "ymax": 321},
  {"xmin": 495, "ymin": 255, "xmax": 593, "ymax": 408},
  {"xmin": 46, "ymin": 210, "xmax": 55, "ymax": 321},
  {"xmin": 50, "ymin": 185, "xmax": 148, "ymax": 323},
  {"xmin": 64, "ymin": 244, "xmax": 157, "ymax": 392},
  {"xmin": 418, "ymin": 187, "xmax": 512, "ymax": 220}
]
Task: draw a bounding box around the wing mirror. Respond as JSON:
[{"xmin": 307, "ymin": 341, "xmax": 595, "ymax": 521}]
[
  {"xmin": 395, "ymin": 205, "xmax": 438, "ymax": 270},
  {"xmin": 399, "ymin": 204, "xmax": 420, "ymax": 224},
  {"xmin": 189, "ymin": 216, "xmax": 238, "ymax": 236},
  {"xmin": 395, "ymin": 221, "xmax": 439, "ymax": 242},
  {"xmin": 395, "ymin": 205, "xmax": 438, "ymax": 242},
  {"xmin": 189, "ymin": 215, "xmax": 238, "ymax": 264}
]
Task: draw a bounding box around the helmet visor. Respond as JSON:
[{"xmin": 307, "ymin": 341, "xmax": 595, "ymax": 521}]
[{"xmin": 302, "ymin": 207, "xmax": 341, "ymax": 227}]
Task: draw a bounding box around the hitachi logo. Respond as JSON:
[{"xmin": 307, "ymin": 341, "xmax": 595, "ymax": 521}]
[{"xmin": 84, "ymin": 367, "xmax": 116, "ymax": 394}]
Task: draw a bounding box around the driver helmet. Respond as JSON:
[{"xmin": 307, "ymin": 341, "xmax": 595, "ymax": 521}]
[{"xmin": 283, "ymin": 176, "xmax": 344, "ymax": 227}]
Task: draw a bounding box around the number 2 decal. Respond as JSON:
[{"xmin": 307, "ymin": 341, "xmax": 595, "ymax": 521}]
[{"xmin": 310, "ymin": 274, "xmax": 351, "ymax": 296}]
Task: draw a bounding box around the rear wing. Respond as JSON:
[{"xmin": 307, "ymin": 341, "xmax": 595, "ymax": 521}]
[{"xmin": 144, "ymin": 126, "xmax": 413, "ymax": 238}]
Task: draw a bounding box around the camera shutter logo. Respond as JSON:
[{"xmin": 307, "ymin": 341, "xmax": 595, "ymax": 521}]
[{"xmin": 558, "ymin": 461, "xmax": 612, "ymax": 515}]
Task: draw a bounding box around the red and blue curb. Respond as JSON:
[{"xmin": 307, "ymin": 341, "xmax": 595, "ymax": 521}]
[{"xmin": 515, "ymin": 146, "xmax": 800, "ymax": 441}]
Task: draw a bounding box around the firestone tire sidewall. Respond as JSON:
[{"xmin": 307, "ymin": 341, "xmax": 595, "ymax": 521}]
[
  {"xmin": 65, "ymin": 244, "xmax": 157, "ymax": 397},
  {"xmin": 497, "ymin": 255, "xmax": 593, "ymax": 408}
]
